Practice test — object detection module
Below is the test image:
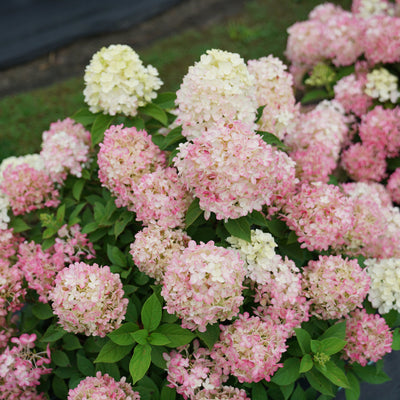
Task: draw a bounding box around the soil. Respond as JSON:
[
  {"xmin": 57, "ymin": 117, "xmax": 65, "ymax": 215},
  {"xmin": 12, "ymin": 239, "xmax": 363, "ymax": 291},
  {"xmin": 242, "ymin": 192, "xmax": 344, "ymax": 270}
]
[{"xmin": 0, "ymin": 0, "xmax": 247, "ymax": 98}]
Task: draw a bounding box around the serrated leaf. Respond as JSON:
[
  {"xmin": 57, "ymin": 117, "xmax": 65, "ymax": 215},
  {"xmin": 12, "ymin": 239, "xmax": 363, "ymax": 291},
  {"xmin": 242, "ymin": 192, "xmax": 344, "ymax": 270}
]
[
  {"xmin": 271, "ymin": 358, "xmax": 301, "ymax": 385},
  {"xmin": 94, "ymin": 341, "xmax": 133, "ymax": 363},
  {"xmin": 124, "ymin": 116, "xmax": 145, "ymax": 129},
  {"xmin": 129, "ymin": 344, "xmax": 152, "ymax": 385},
  {"xmin": 77, "ymin": 352, "xmax": 95, "ymax": 376},
  {"xmin": 224, "ymin": 217, "xmax": 251, "ymax": 242},
  {"xmin": 281, "ymin": 382, "xmax": 295, "ymax": 400},
  {"xmin": 108, "ymin": 322, "xmax": 139, "ymax": 346},
  {"xmin": 160, "ymin": 126, "xmax": 184, "ymax": 150},
  {"xmin": 160, "ymin": 385, "xmax": 176, "ymax": 400},
  {"xmin": 142, "ymin": 293, "xmax": 162, "ymax": 332},
  {"xmin": 62, "ymin": 334, "xmax": 82, "ymax": 351},
  {"xmin": 9, "ymin": 217, "xmax": 30, "ymax": 233},
  {"xmin": 72, "ymin": 180, "xmax": 85, "ymax": 201},
  {"xmin": 301, "ymin": 89, "xmax": 330, "ymax": 105},
  {"xmin": 107, "ymin": 244, "xmax": 127, "ymax": 267},
  {"xmin": 32, "ymin": 302, "xmax": 54, "ymax": 320},
  {"xmin": 149, "ymin": 332, "xmax": 171, "ymax": 346},
  {"xmin": 71, "ymin": 108, "xmax": 97, "ymax": 126},
  {"xmin": 258, "ymin": 130, "xmax": 288, "ymax": 151},
  {"xmin": 114, "ymin": 211, "xmax": 133, "ymax": 238},
  {"xmin": 131, "ymin": 329, "xmax": 149, "ymax": 345},
  {"xmin": 319, "ymin": 321, "xmax": 346, "ymax": 341},
  {"xmin": 157, "ymin": 324, "xmax": 196, "ymax": 348},
  {"xmin": 320, "ymin": 337, "xmax": 347, "ymax": 355},
  {"xmin": 352, "ymin": 363, "xmax": 391, "ymax": 384},
  {"xmin": 91, "ymin": 114, "xmax": 115, "ymax": 146},
  {"xmin": 392, "ymin": 328, "xmax": 400, "ymax": 350},
  {"xmin": 247, "ymin": 210, "xmax": 269, "ymax": 227},
  {"xmin": 345, "ymin": 371, "xmax": 360, "ymax": 400},
  {"xmin": 139, "ymin": 103, "xmax": 168, "ymax": 126},
  {"xmin": 300, "ymin": 354, "xmax": 314, "ymax": 373},
  {"xmin": 196, "ymin": 323, "xmax": 220, "ymax": 350},
  {"xmin": 40, "ymin": 324, "xmax": 67, "ymax": 342},
  {"xmin": 185, "ymin": 197, "xmax": 203, "ymax": 228},
  {"xmin": 154, "ymin": 92, "xmax": 177, "ymax": 109},
  {"xmin": 316, "ymin": 361, "xmax": 350, "ymax": 389},
  {"xmin": 310, "ymin": 340, "xmax": 322, "ymax": 353},
  {"xmin": 266, "ymin": 216, "xmax": 288, "ymax": 238},
  {"xmin": 252, "ymin": 382, "xmax": 268, "ymax": 400},
  {"xmin": 151, "ymin": 346, "xmax": 168, "ymax": 370},
  {"xmin": 168, "ymin": 148, "xmax": 180, "ymax": 166},
  {"xmin": 96, "ymin": 362, "xmax": 121, "ymax": 381},
  {"xmin": 52, "ymin": 350, "xmax": 70, "ymax": 367},
  {"xmin": 52, "ymin": 375, "xmax": 69, "ymax": 399},
  {"xmin": 255, "ymin": 105, "xmax": 266, "ymax": 123},
  {"xmin": 306, "ymin": 369, "xmax": 334, "ymax": 396},
  {"xmin": 82, "ymin": 221, "xmax": 98, "ymax": 234},
  {"xmin": 294, "ymin": 328, "xmax": 312, "ymax": 354}
]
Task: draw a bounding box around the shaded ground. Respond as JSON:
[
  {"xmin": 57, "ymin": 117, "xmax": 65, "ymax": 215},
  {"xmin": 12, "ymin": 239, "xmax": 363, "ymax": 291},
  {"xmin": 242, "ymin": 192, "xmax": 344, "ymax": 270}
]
[{"xmin": 0, "ymin": 0, "xmax": 246, "ymax": 97}]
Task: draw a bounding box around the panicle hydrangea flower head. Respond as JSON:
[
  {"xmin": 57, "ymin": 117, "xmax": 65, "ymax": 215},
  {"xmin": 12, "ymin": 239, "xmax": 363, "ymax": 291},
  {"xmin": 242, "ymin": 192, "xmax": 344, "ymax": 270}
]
[
  {"xmin": 226, "ymin": 229, "xmax": 278, "ymax": 284},
  {"xmin": 161, "ymin": 240, "xmax": 245, "ymax": 332},
  {"xmin": 193, "ymin": 387, "xmax": 250, "ymax": 400},
  {"xmin": 0, "ymin": 162, "xmax": 59, "ymax": 215},
  {"xmin": 283, "ymin": 182, "xmax": 354, "ymax": 251},
  {"xmin": 0, "ymin": 333, "xmax": 51, "ymax": 400},
  {"xmin": 211, "ymin": 312, "xmax": 288, "ymax": 383},
  {"xmin": 68, "ymin": 372, "xmax": 140, "ymax": 400},
  {"xmin": 253, "ymin": 257, "xmax": 309, "ymax": 334},
  {"xmin": 165, "ymin": 342, "xmax": 226, "ymax": 399},
  {"xmin": 97, "ymin": 124, "xmax": 166, "ymax": 208},
  {"xmin": 0, "ymin": 259, "xmax": 26, "ymax": 317},
  {"xmin": 0, "ymin": 194, "xmax": 10, "ymax": 230},
  {"xmin": 130, "ymin": 224, "xmax": 191, "ymax": 283},
  {"xmin": 334, "ymin": 73, "xmax": 373, "ymax": 117},
  {"xmin": 341, "ymin": 143, "xmax": 387, "ymax": 182},
  {"xmin": 0, "ymin": 315, "xmax": 17, "ymax": 349},
  {"xmin": 358, "ymin": 106, "xmax": 400, "ymax": 158},
  {"xmin": 175, "ymin": 49, "xmax": 257, "ymax": 140},
  {"xmin": 129, "ymin": 167, "xmax": 193, "ymax": 228},
  {"xmin": 41, "ymin": 118, "xmax": 91, "ymax": 182},
  {"xmin": 247, "ymin": 55, "xmax": 299, "ymax": 140},
  {"xmin": 174, "ymin": 120, "xmax": 297, "ymax": 220},
  {"xmin": 49, "ymin": 262, "xmax": 128, "ymax": 336},
  {"xmin": 365, "ymin": 68, "xmax": 400, "ymax": 103},
  {"xmin": 302, "ymin": 255, "xmax": 370, "ymax": 320},
  {"xmin": 342, "ymin": 308, "xmax": 392, "ymax": 366},
  {"xmin": 365, "ymin": 258, "xmax": 400, "ymax": 314},
  {"xmin": 362, "ymin": 15, "xmax": 400, "ymax": 64},
  {"xmin": 0, "ymin": 154, "xmax": 45, "ymax": 179},
  {"xmin": 309, "ymin": 2, "xmax": 346, "ymax": 22},
  {"xmin": 0, "ymin": 228, "xmax": 22, "ymax": 262},
  {"xmin": 84, "ymin": 44, "xmax": 162, "ymax": 116},
  {"xmin": 352, "ymin": 0, "xmax": 395, "ymax": 17},
  {"xmin": 387, "ymin": 168, "xmax": 400, "ymax": 204}
]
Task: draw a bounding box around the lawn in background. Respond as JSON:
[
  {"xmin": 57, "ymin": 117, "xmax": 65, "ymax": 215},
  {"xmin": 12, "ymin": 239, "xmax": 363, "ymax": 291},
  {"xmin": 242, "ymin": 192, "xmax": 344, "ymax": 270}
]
[{"xmin": 0, "ymin": 0, "xmax": 351, "ymax": 159}]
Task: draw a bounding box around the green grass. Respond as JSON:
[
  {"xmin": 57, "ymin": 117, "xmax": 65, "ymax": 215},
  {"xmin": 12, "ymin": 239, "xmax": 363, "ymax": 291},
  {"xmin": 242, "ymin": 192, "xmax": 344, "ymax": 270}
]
[{"xmin": 0, "ymin": 0, "xmax": 351, "ymax": 160}]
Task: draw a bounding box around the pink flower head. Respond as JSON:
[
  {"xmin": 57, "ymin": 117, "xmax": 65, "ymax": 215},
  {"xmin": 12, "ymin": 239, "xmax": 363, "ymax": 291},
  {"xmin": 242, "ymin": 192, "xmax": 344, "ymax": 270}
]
[
  {"xmin": 387, "ymin": 168, "xmax": 400, "ymax": 204},
  {"xmin": 359, "ymin": 106, "xmax": 400, "ymax": 158},
  {"xmin": 193, "ymin": 386, "xmax": 251, "ymax": 400},
  {"xmin": 302, "ymin": 255, "xmax": 370, "ymax": 320},
  {"xmin": 161, "ymin": 240, "xmax": 245, "ymax": 332},
  {"xmin": 174, "ymin": 120, "xmax": 297, "ymax": 220},
  {"xmin": 352, "ymin": 0, "xmax": 395, "ymax": 17},
  {"xmin": 363, "ymin": 15, "xmax": 400, "ymax": 64},
  {"xmin": 49, "ymin": 262, "xmax": 128, "ymax": 336},
  {"xmin": 0, "ymin": 163, "xmax": 59, "ymax": 215},
  {"xmin": 211, "ymin": 313, "xmax": 288, "ymax": 383},
  {"xmin": 309, "ymin": 3, "xmax": 346, "ymax": 22},
  {"xmin": 130, "ymin": 167, "xmax": 193, "ymax": 228},
  {"xmin": 247, "ymin": 55, "xmax": 299, "ymax": 140},
  {"xmin": 341, "ymin": 143, "xmax": 387, "ymax": 182},
  {"xmin": 283, "ymin": 182, "xmax": 354, "ymax": 251},
  {"xmin": 0, "ymin": 228, "xmax": 22, "ymax": 262},
  {"xmin": 130, "ymin": 224, "xmax": 190, "ymax": 284},
  {"xmin": 97, "ymin": 124, "xmax": 166, "ymax": 208},
  {"xmin": 68, "ymin": 372, "xmax": 140, "ymax": 400},
  {"xmin": 41, "ymin": 118, "xmax": 91, "ymax": 182},
  {"xmin": 342, "ymin": 308, "xmax": 392, "ymax": 366}
]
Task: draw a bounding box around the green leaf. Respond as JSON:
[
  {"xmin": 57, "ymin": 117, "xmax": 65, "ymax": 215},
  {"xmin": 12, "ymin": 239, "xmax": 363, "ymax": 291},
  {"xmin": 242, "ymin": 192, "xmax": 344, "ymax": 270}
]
[
  {"xmin": 168, "ymin": 148, "xmax": 180, "ymax": 166},
  {"xmin": 124, "ymin": 116, "xmax": 145, "ymax": 129},
  {"xmin": 40, "ymin": 324, "xmax": 67, "ymax": 342},
  {"xmin": 114, "ymin": 211, "xmax": 133, "ymax": 239},
  {"xmin": 196, "ymin": 323, "xmax": 220, "ymax": 350},
  {"xmin": 52, "ymin": 375, "xmax": 69, "ymax": 399},
  {"xmin": 132, "ymin": 329, "xmax": 149, "ymax": 345},
  {"xmin": 294, "ymin": 328, "xmax": 312, "ymax": 354},
  {"xmin": 9, "ymin": 217, "xmax": 30, "ymax": 232},
  {"xmin": 151, "ymin": 346, "xmax": 168, "ymax": 369},
  {"xmin": 387, "ymin": 157, "xmax": 400, "ymax": 172},
  {"xmin": 139, "ymin": 103, "xmax": 168, "ymax": 126},
  {"xmin": 247, "ymin": 210, "xmax": 269, "ymax": 227},
  {"xmin": 258, "ymin": 130, "xmax": 288, "ymax": 151},
  {"xmin": 91, "ymin": 114, "xmax": 115, "ymax": 146},
  {"xmin": 251, "ymin": 382, "xmax": 268, "ymax": 400},
  {"xmin": 96, "ymin": 362, "xmax": 121, "ymax": 381},
  {"xmin": 77, "ymin": 352, "xmax": 95, "ymax": 376},
  {"xmin": 72, "ymin": 180, "xmax": 85, "ymax": 201},
  {"xmin": 107, "ymin": 244, "xmax": 127, "ymax": 267},
  {"xmin": 32, "ymin": 302, "xmax": 54, "ymax": 320},
  {"xmin": 271, "ymin": 357, "xmax": 300, "ymax": 385},
  {"xmin": 71, "ymin": 107, "xmax": 97, "ymax": 126},
  {"xmin": 159, "ymin": 126, "xmax": 184, "ymax": 150},
  {"xmin": 157, "ymin": 324, "xmax": 196, "ymax": 348},
  {"xmin": 305, "ymin": 369, "xmax": 334, "ymax": 396},
  {"xmin": 316, "ymin": 360, "xmax": 350, "ymax": 389},
  {"xmin": 266, "ymin": 216, "xmax": 288, "ymax": 238},
  {"xmin": 292, "ymin": 385, "xmax": 306, "ymax": 400},
  {"xmin": 129, "ymin": 344, "xmax": 152, "ymax": 385},
  {"xmin": 382, "ymin": 309, "xmax": 400, "ymax": 328},
  {"xmin": 108, "ymin": 322, "xmax": 139, "ymax": 346},
  {"xmin": 160, "ymin": 385, "xmax": 176, "ymax": 400},
  {"xmin": 310, "ymin": 340, "xmax": 322, "ymax": 353},
  {"xmin": 94, "ymin": 341, "xmax": 133, "ymax": 363},
  {"xmin": 149, "ymin": 332, "xmax": 171, "ymax": 346},
  {"xmin": 300, "ymin": 354, "xmax": 314, "ymax": 373},
  {"xmin": 255, "ymin": 105, "xmax": 266, "ymax": 123},
  {"xmin": 319, "ymin": 321, "xmax": 346, "ymax": 341},
  {"xmin": 154, "ymin": 92, "xmax": 177, "ymax": 109},
  {"xmin": 62, "ymin": 334, "xmax": 82, "ymax": 351},
  {"xmin": 54, "ymin": 367, "xmax": 75, "ymax": 379},
  {"xmin": 301, "ymin": 89, "xmax": 330, "ymax": 105},
  {"xmin": 142, "ymin": 293, "xmax": 162, "ymax": 332},
  {"xmin": 281, "ymin": 382, "xmax": 295, "ymax": 400},
  {"xmin": 345, "ymin": 371, "xmax": 360, "ymax": 400},
  {"xmin": 52, "ymin": 350, "xmax": 70, "ymax": 367},
  {"xmin": 56, "ymin": 203, "xmax": 66, "ymax": 223},
  {"xmin": 320, "ymin": 337, "xmax": 347, "ymax": 356},
  {"xmin": 352, "ymin": 363, "xmax": 391, "ymax": 384},
  {"xmin": 224, "ymin": 216, "xmax": 251, "ymax": 242},
  {"xmin": 185, "ymin": 197, "xmax": 203, "ymax": 228},
  {"xmin": 392, "ymin": 328, "xmax": 400, "ymax": 350},
  {"xmin": 69, "ymin": 373, "xmax": 84, "ymax": 390},
  {"xmin": 82, "ymin": 221, "xmax": 98, "ymax": 234}
]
